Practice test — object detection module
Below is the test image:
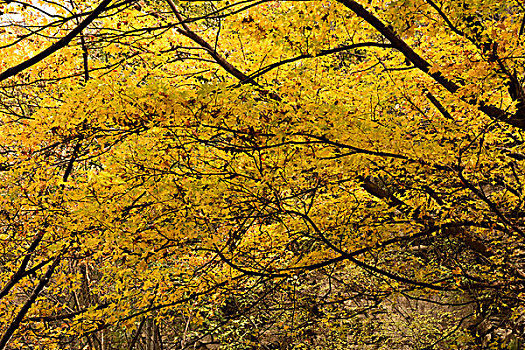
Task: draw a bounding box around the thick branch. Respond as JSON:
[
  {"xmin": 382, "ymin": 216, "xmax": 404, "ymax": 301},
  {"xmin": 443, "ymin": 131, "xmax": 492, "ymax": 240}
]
[
  {"xmin": 336, "ymin": 0, "xmax": 525, "ymax": 129},
  {"xmin": 166, "ymin": 0, "xmax": 251, "ymax": 83},
  {"xmin": 0, "ymin": 256, "xmax": 61, "ymax": 350},
  {"xmin": 425, "ymin": 91, "xmax": 453, "ymax": 120},
  {"xmin": 0, "ymin": 234, "xmax": 45, "ymax": 300},
  {"xmin": 0, "ymin": 0, "xmax": 112, "ymax": 83}
]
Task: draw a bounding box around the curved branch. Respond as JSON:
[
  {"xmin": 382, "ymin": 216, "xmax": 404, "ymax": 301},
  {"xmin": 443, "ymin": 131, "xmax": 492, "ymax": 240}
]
[
  {"xmin": 287, "ymin": 210, "xmax": 452, "ymax": 291},
  {"xmin": 166, "ymin": 0, "xmax": 252, "ymax": 83},
  {"xmin": 458, "ymin": 169, "xmax": 525, "ymax": 238},
  {"xmin": 243, "ymin": 42, "xmax": 394, "ymax": 83},
  {"xmin": 214, "ymin": 246, "xmax": 290, "ymax": 278}
]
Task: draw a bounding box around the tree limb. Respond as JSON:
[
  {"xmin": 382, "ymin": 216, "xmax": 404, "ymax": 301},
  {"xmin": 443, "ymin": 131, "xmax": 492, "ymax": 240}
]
[
  {"xmin": 336, "ymin": 0, "xmax": 525, "ymax": 129},
  {"xmin": 0, "ymin": 0, "xmax": 113, "ymax": 83}
]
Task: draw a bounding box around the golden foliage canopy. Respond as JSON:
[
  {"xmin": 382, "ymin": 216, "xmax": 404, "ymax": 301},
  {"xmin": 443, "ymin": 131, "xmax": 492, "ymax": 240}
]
[{"xmin": 1, "ymin": 0, "xmax": 525, "ymax": 348}]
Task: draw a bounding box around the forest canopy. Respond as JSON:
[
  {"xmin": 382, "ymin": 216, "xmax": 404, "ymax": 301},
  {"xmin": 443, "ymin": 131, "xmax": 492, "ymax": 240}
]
[{"xmin": 0, "ymin": 0, "xmax": 525, "ymax": 349}]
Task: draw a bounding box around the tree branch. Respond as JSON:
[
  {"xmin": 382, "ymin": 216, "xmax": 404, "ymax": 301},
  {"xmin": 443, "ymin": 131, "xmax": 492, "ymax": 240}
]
[
  {"xmin": 336, "ymin": 0, "xmax": 525, "ymax": 129},
  {"xmin": 0, "ymin": 233, "xmax": 45, "ymax": 300},
  {"xmin": 244, "ymin": 42, "xmax": 393, "ymax": 83},
  {"xmin": 166, "ymin": 0, "xmax": 252, "ymax": 83},
  {"xmin": 0, "ymin": 255, "xmax": 62, "ymax": 350},
  {"xmin": 0, "ymin": 0, "xmax": 113, "ymax": 83}
]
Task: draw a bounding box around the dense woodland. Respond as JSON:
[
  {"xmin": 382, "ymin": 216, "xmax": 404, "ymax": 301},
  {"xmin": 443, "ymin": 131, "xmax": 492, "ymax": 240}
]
[{"xmin": 0, "ymin": 0, "xmax": 525, "ymax": 348}]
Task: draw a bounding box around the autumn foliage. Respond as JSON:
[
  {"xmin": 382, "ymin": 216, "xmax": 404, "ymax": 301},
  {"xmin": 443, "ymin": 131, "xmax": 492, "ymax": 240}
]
[{"xmin": 0, "ymin": 0, "xmax": 525, "ymax": 349}]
